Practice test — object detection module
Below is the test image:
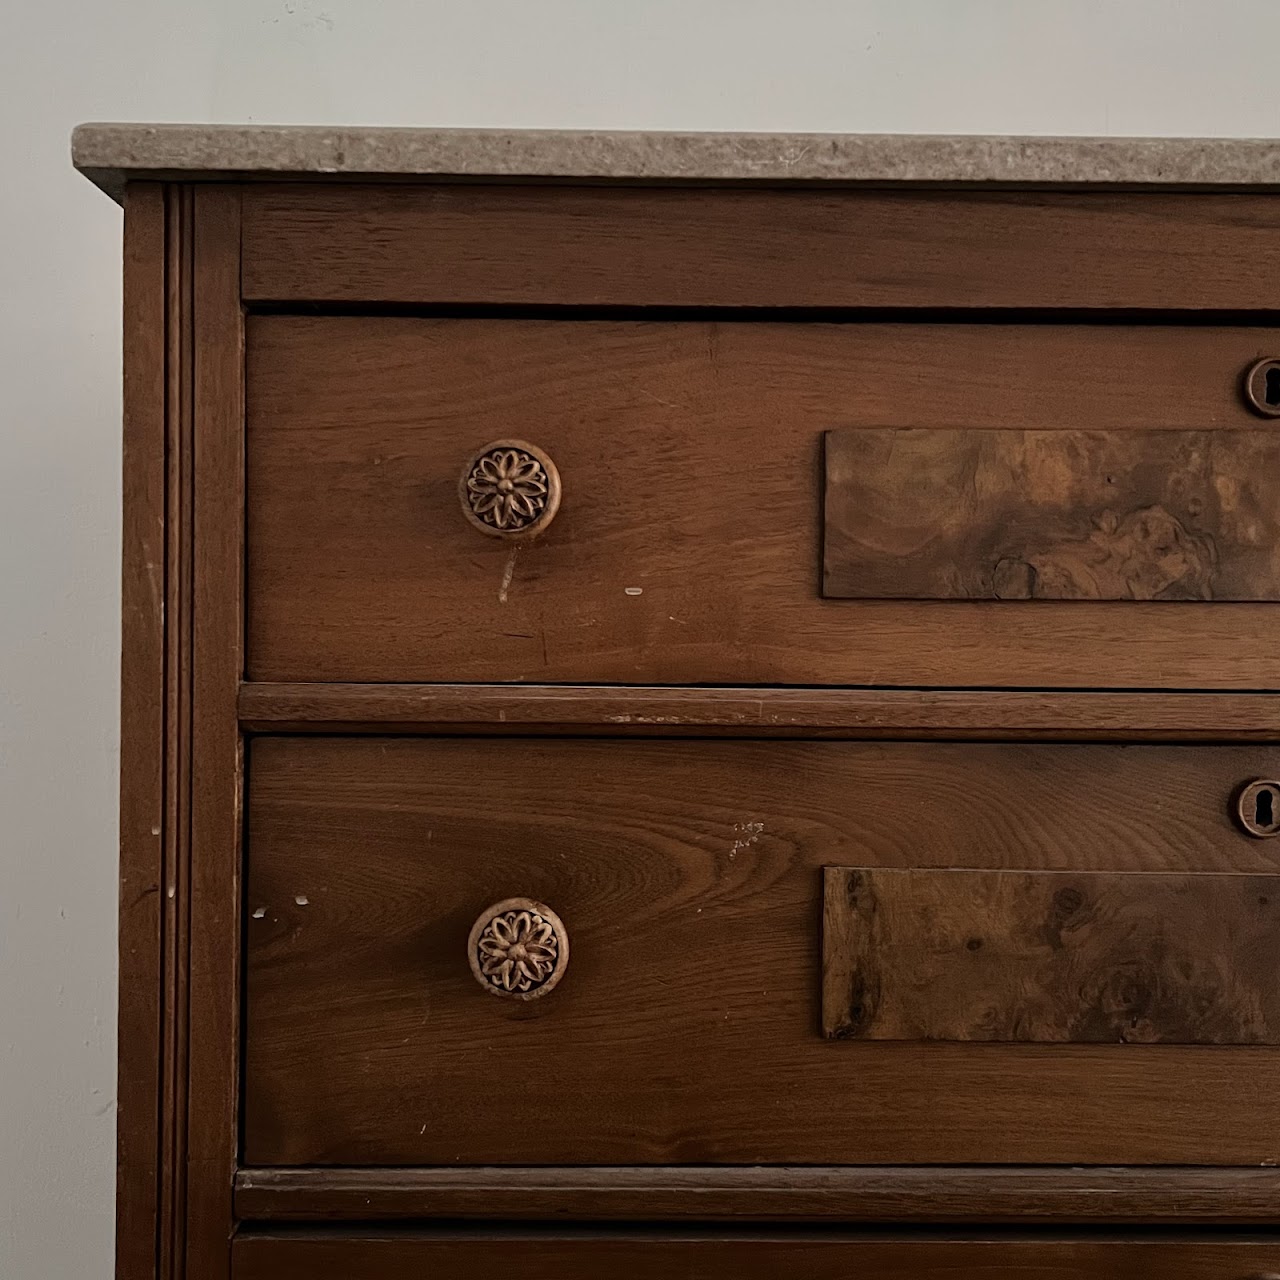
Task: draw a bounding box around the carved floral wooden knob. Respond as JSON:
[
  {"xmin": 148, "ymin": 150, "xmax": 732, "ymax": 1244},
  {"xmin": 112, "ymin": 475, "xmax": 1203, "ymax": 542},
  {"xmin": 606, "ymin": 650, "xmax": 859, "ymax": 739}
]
[
  {"xmin": 459, "ymin": 440, "xmax": 561, "ymax": 539},
  {"xmin": 467, "ymin": 898, "xmax": 569, "ymax": 1000}
]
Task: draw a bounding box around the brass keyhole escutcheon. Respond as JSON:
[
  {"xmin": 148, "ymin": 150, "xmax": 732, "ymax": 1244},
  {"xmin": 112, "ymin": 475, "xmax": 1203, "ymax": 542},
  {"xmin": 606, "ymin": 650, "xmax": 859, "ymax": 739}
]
[
  {"xmin": 1236, "ymin": 779, "xmax": 1280, "ymax": 838},
  {"xmin": 1243, "ymin": 358, "xmax": 1280, "ymax": 417}
]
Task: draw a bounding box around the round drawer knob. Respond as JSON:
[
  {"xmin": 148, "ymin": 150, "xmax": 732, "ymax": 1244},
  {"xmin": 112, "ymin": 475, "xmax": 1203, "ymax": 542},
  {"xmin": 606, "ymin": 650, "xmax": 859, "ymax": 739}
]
[
  {"xmin": 468, "ymin": 897, "xmax": 569, "ymax": 1000},
  {"xmin": 459, "ymin": 440, "xmax": 561, "ymax": 539},
  {"xmin": 1243, "ymin": 358, "xmax": 1280, "ymax": 417},
  {"xmin": 1236, "ymin": 779, "xmax": 1280, "ymax": 838}
]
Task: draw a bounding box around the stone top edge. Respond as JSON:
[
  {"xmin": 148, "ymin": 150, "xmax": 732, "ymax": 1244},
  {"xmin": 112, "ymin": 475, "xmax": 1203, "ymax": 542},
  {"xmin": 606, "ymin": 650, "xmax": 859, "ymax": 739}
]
[{"xmin": 73, "ymin": 122, "xmax": 1280, "ymax": 203}]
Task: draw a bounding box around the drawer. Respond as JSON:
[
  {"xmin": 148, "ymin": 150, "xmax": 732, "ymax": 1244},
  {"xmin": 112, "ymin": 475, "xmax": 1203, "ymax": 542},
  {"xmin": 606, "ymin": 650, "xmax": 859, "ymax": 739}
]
[
  {"xmin": 233, "ymin": 1230, "xmax": 1280, "ymax": 1280},
  {"xmin": 246, "ymin": 318, "xmax": 1280, "ymax": 689},
  {"xmin": 244, "ymin": 738, "xmax": 1280, "ymax": 1166}
]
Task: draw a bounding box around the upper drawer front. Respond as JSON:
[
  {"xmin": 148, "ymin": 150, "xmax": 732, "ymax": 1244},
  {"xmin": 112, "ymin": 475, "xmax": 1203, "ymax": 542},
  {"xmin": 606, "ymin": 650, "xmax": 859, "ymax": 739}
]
[
  {"xmin": 247, "ymin": 318, "xmax": 1280, "ymax": 687},
  {"xmin": 232, "ymin": 1231, "xmax": 1280, "ymax": 1280},
  {"xmin": 244, "ymin": 737, "xmax": 1280, "ymax": 1168}
]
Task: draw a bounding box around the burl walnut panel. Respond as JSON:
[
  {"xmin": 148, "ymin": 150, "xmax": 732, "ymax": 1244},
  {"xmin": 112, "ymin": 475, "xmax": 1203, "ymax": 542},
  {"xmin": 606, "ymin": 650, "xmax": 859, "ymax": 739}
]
[
  {"xmin": 246, "ymin": 318, "xmax": 1280, "ymax": 688},
  {"xmin": 824, "ymin": 428, "xmax": 1280, "ymax": 601},
  {"xmin": 822, "ymin": 867, "xmax": 1280, "ymax": 1043},
  {"xmin": 245, "ymin": 737, "xmax": 1280, "ymax": 1167}
]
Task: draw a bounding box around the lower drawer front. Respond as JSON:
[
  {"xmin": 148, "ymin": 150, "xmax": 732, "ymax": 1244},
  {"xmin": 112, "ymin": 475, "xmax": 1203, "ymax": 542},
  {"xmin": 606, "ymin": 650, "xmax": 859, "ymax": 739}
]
[
  {"xmin": 245, "ymin": 738, "xmax": 1280, "ymax": 1167},
  {"xmin": 233, "ymin": 1232, "xmax": 1280, "ymax": 1280}
]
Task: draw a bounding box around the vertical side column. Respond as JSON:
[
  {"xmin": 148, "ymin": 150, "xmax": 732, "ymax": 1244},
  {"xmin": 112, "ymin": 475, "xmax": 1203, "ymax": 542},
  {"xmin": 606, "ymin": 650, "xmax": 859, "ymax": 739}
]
[{"xmin": 186, "ymin": 185, "xmax": 245, "ymax": 1280}]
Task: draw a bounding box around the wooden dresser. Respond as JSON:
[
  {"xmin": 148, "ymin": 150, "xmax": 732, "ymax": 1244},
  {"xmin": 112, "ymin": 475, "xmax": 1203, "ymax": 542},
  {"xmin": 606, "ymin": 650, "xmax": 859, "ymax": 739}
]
[{"xmin": 76, "ymin": 124, "xmax": 1280, "ymax": 1279}]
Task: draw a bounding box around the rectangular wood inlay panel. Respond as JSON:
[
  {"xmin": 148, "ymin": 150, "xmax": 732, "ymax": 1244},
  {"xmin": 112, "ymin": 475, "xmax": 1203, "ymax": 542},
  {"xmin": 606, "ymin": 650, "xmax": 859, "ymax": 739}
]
[
  {"xmin": 822, "ymin": 867, "xmax": 1280, "ymax": 1043},
  {"xmin": 823, "ymin": 428, "xmax": 1280, "ymax": 600}
]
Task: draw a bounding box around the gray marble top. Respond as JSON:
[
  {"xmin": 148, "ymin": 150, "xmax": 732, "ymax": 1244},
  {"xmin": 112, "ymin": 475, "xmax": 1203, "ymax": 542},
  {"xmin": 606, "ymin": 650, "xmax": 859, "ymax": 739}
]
[{"xmin": 73, "ymin": 123, "xmax": 1280, "ymax": 203}]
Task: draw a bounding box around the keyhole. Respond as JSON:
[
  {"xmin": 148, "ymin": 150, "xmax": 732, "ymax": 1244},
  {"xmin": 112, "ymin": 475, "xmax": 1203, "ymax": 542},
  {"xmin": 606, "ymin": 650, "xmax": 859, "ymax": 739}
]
[
  {"xmin": 1236, "ymin": 779, "xmax": 1280, "ymax": 838},
  {"xmin": 1257, "ymin": 788, "xmax": 1275, "ymax": 829},
  {"xmin": 1244, "ymin": 358, "xmax": 1280, "ymax": 417}
]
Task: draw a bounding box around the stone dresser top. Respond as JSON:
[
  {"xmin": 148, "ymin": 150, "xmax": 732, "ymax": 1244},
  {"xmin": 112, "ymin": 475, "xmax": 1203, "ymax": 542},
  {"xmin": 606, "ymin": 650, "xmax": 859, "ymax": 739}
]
[{"xmin": 73, "ymin": 123, "xmax": 1280, "ymax": 204}]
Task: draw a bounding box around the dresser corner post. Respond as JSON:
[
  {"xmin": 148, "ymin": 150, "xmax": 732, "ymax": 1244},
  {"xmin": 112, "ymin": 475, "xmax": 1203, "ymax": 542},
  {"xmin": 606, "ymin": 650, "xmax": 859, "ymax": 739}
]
[
  {"xmin": 117, "ymin": 180, "xmax": 245, "ymax": 1280},
  {"xmin": 117, "ymin": 179, "xmax": 171, "ymax": 1280}
]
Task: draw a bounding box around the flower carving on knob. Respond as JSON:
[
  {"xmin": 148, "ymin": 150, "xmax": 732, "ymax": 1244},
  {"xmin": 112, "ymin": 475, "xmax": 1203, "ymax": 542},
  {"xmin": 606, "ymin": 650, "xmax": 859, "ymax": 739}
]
[
  {"xmin": 478, "ymin": 908, "xmax": 558, "ymax": 992},
  {"xmin": 468, "ymin": 899, "xmax": 569, "ymax": 1000},
  {"xmin": 460, "ymin": 441, "xmax": 561, "ymax": 538}
]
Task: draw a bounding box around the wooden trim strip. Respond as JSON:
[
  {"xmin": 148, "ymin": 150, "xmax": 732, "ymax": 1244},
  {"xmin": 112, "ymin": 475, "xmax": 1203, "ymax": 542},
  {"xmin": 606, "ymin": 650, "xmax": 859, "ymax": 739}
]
[
  {"xmin": 238, "ymin": 683, "xmax": 1280, "ymax": 740},
  {"xmin": 242, "ymin": 184, "xmax": 1280, "ymax": 309},
  {"xmin": 234, "ymin": 1166, "xmax": 1280, "ymax": 1224},
  {"xmin": 118, "ymin": 182, "xmax": 169, "ymax": 1280},
  {"xmin": 117, "ymin": 182, "xmax": 202, "ymax": 1280},
  {"xmin": 185, "ymin": 186, "xmax": 245, "ymax": 1280},
  {"xmin": 162, "ymin": 184, "xmax": 196, "ymax": 1280}
]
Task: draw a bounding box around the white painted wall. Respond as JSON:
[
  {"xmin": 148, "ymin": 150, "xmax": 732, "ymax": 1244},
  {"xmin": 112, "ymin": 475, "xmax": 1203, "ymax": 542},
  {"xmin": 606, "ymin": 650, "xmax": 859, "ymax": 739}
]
[{"xmin": 4, "ymin": 2, "xmax": 1280, "ymax": 1274}]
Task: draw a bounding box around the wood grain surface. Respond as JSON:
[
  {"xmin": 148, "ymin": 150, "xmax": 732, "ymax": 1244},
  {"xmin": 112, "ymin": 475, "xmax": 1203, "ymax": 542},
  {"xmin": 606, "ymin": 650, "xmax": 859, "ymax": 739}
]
[
  {"xmin": 237, "ymin": 683, "xmax": 1280, "ymax": 740},
  {"xmin": 823, "ymin": 867, "xmax": 1280, "ymax": 1043},
  {"xmin": 246, "ymin": 317, "xmax": 1280, "ymax": 687},
  {"xmin": 824, "ymin": 428, "xmax": 1280, "ymax": 600},
  {"xmin": 118, "ymin": 175, "xmax": 1280, "ymax": 1272},
  {"xmin": 118, "ymin": 182, "xmax": 170, "ymax": 1280},
  {"xmin": 233, "ymin": 1164, "xmax": 1280, "ymax": 1225},
  {"xmin": 232, "ymin": 1230, "xmax": 1280, "ymax": 1280},
  {"xmin": 116, "ymin": 184, "xmax": 243, "ymax": 1280},
  {"xmin": 244, "ymin": 737, "xmax": 1280, "ymax": 1167},
  {"xmin": 241, "ymin": 183, "xmax": 1280, "ymax": 309},
  {"xmin": 185, "ymin": 187, "xmax": 244, "ymax": 1280}
]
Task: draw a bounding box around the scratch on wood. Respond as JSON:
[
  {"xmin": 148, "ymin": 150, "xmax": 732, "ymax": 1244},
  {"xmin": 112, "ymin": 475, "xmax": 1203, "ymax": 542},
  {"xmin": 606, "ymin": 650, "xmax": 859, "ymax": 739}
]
[
  {"xmin": 606, "ymin": 714, "xmax": 684, "ymax": 724},
  {"xmin": 497, "ymin": 545, "xmax": 519, "ymax": 604},
  {"xmin": 143, "ymin": 547, "xmax": 162, "ymax": 617},
  {"xmin": 730, "ymin": 820, "xmax": 765, "ymax": 858}
]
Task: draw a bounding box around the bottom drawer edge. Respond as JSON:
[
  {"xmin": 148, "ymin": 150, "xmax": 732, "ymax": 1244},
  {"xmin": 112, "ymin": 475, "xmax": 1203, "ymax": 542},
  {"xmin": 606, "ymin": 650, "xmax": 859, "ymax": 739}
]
[
  {"xmin": 233, "ymin": 1226, "xmax": 1280, "ymax": 1280},
  {"xmin": 234, "ymin": 1165, "xmax": 1280, "ymax": 1225}
]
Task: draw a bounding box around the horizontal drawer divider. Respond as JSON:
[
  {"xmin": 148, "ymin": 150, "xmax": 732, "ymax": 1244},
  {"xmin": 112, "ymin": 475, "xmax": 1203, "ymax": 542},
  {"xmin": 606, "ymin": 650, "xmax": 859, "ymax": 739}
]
[
  {"xmin": 234, "ymin": 1166, "xmax": 1280, "ymax": 1224},
  {"xmin": 238, "ymin": 683, "xmax": 1280, "ymax": 740}
]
